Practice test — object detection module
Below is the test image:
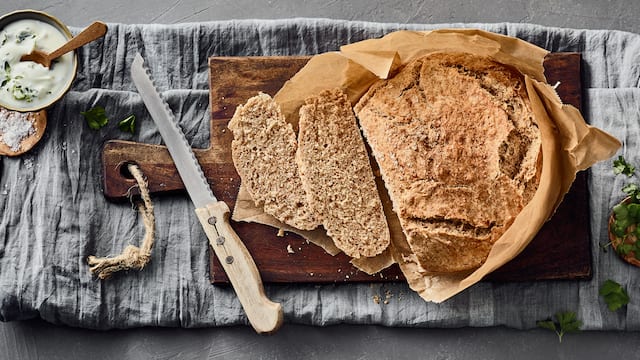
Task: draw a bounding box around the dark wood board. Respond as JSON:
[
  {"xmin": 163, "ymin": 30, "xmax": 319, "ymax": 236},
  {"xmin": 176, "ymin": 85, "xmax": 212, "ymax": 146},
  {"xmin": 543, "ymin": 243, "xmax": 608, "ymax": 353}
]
[{"xmin": 101, "ymin": 52, "xmax": 590, "ymax": 284}]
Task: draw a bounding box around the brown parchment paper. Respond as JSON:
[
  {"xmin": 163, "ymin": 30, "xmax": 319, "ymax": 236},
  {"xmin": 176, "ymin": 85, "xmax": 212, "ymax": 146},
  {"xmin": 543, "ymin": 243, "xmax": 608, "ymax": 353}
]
[{"xmin": 231, "ymin": 29, "xmax": 621, "ymax": 302}]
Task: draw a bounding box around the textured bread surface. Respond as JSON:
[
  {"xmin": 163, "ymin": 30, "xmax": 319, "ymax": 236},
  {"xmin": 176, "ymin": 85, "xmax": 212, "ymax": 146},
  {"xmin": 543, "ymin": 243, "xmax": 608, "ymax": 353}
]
[
  {"xmin": 228, "ymin": 93, "xmax": 319, "ymax": 230},
  {"xmin": 297, "ymin": 88, "xmax": 390, "ymax": 258},
  {"xmin": 355, "ymin": 52, "xmax": 542, "ymax": 273}
]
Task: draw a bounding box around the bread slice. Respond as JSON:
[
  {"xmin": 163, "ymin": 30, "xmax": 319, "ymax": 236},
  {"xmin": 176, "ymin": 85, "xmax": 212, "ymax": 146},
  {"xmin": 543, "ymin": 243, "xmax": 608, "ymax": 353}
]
[
  {"xmin": 228, "ymin": 93, "xmax": 319, "ymax": 230},
  {"xmin": 296, "ymin": 88, "xmax": 390, "ymax": 258},
  {"xmin": 355, "ymin": 52, "xmax": 541, "ymax": 273}
]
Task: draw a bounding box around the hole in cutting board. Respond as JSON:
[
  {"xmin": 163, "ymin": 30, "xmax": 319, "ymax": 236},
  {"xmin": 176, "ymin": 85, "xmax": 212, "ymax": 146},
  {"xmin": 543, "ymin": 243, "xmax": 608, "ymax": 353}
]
[{"xmin": 118, "ymin": 161, "xmax": 139, "ymax": 180}]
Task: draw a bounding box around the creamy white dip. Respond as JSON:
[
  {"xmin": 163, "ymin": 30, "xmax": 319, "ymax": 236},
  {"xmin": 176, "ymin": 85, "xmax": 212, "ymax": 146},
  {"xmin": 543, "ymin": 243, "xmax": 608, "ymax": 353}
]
[{"xmin": 0, "ymin": 19, "xmax": 74, "ymax": 110}]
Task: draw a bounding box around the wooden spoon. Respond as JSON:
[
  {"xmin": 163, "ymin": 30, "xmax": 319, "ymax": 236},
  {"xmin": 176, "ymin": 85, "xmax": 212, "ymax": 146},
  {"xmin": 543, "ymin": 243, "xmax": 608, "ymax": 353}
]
[{"xmin": 20, "ymin": 21, "xmax": 107, "ymax": 68}]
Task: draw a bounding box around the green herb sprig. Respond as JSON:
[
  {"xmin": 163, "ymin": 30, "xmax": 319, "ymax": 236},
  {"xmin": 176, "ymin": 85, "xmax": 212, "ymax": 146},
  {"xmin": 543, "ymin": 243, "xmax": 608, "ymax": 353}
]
[
  {"xmin": 81, "ymin": 106, "xmax": 109, "ymax": 130},
  {"xmin": 599, "ymin": 279, "xmax": 630, "ymax": 312},
  {"xmin": 81, "ymin": 106, "xmax": 136, "ymax": 134},
  {"xmin": 118, "ymin": 114, "xmax": 136, "ymax": 134},
  {"xmin": 537, "ymin": 311, "xmax": 582, "ymax": 343},
  {"xmin": 614, "ymin": 155, "xmax": 636, "ymax": 177},
  {"xmin": 609, "ymin": 156, "xmax": 640, "ymax": 259}
]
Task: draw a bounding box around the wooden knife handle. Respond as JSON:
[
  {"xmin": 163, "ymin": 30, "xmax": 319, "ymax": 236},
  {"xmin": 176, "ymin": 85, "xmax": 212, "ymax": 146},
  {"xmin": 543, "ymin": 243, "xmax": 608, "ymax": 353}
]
[{"xmin": 195, "ymin": 201, "xmax": 283, "ymax": 334}]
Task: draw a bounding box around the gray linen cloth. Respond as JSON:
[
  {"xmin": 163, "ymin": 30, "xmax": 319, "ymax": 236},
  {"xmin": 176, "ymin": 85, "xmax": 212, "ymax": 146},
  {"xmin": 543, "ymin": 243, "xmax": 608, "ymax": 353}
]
[{"xmin": 0, "ymin": 19, "xmax": 637, "ymax": 330}]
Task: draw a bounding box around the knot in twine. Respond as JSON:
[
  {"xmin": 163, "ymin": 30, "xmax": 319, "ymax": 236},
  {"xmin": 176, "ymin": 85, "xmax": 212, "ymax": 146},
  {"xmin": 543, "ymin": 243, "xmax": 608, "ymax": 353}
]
[{"xmin": 87, "ymin": 163, "xmax": 156, "ymax": 279}]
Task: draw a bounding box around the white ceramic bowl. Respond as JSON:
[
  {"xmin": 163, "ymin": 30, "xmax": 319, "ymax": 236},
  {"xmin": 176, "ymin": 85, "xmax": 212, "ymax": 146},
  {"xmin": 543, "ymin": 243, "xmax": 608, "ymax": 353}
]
[{"xmin": 0, "ymin": 9, "xmax": 78, "ymax": 112}]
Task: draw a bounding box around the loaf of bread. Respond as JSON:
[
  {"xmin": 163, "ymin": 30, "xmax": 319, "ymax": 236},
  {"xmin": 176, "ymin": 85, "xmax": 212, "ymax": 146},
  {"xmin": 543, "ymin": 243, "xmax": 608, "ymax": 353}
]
[
  {"xmin": 296, "ymin": 88, "xmax": 390, "ymax": 258},
  {"xmin": 228, "ymin": 93, "xmax": 319, "ymax": 231},
  {"xmin": 355, "ymin": 52, "xmax": 542, "ymax": 273}
]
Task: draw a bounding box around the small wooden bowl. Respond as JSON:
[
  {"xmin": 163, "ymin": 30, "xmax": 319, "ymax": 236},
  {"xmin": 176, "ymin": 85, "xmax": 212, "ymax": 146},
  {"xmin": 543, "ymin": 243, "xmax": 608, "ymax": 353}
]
[
  {"xmin": 608, "ymin": 197, "xmax": 640, "ymax": 267},
  {"xmin": 0, "ymin": 107, "xmax": 47, "ymax": 156}
]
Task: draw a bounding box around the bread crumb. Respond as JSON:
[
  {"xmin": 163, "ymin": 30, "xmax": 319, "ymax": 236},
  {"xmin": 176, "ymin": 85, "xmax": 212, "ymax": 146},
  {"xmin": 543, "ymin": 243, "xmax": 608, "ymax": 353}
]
[
  {"xmin": 276, "ymin": 228, "xmax": 285, "ymax": 237},
  {"xmin": 286, "ymin": 244, "xmax": 294, "ymax": 254},
  {"xmin": 384, "ymin": 290, "xmax": 393, "ymax": 304},
  {"xmin": 373, "ymin": 295, "xmax": 381, "ymax": 304}
]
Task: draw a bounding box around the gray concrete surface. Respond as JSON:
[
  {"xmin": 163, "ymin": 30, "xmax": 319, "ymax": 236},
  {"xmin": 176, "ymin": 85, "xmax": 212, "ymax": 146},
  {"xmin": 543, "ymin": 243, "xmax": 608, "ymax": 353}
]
[
  {"xmin": 3, "ymin": 319, "xmax": 640, "ymax": 359},
  {"xmin": 2, "ymin": 1, "xmax": 640, "ymax": 359},
  {"xmin": 17, "ymin": 0, "xmax": 640, "ymax": 34}
]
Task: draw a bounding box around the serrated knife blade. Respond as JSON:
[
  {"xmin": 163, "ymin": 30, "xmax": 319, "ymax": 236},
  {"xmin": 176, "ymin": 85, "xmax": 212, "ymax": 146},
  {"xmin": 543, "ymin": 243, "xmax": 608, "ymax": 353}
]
[
  {"xmin": 130, "ymin": 53, "xmax": 283, "ymax": 334},
  {"xmin": 130, "ymin": 53, "xmax": 215, "ymax": 209}
]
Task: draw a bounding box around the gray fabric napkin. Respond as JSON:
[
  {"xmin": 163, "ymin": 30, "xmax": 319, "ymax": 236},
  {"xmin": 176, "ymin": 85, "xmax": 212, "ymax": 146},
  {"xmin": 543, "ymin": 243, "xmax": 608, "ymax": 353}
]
[{"xmin": 0, "ymin": 19, "xmax": 638, "ymax": 330}]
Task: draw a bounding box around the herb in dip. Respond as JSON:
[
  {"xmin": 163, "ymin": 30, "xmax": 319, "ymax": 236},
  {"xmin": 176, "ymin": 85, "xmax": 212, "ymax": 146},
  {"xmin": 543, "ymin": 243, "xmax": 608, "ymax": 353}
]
[
  {"xmin": 16, "ymin": 30, "xmax": 35, "ymax": 43},
  {"xmin": 0, "ymin": 19, "xmax": 74, "ymax": 110},
  {"xmin": 1, "ymin": 61, "xmax": 9, "ymax": 87}
]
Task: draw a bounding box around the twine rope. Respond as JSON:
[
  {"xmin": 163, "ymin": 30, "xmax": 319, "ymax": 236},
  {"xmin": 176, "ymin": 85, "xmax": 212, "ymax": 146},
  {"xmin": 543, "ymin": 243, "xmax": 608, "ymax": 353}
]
[{"xmin": 87, "ymin": 163, "xmax": 156, "ymax": 279}]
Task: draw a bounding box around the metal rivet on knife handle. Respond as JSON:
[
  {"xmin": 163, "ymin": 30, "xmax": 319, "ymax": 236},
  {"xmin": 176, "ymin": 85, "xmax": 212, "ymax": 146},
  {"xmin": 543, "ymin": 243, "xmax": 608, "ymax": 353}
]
[
  {"xmin": 225, "ymin": 256, "xmax": 234, "ymax": 264},
  {"xmin": 216, "ymin": 236, "xmax": 225, "ymax": 245},
  {"xmin": 208, "ymin": 216, "xmax": 217, "ymax": 225}
]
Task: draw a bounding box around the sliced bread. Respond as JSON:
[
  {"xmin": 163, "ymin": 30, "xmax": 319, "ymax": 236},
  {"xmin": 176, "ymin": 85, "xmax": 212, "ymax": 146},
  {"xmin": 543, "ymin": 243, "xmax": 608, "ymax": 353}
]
[
  {"xmin": 228, "ymin": 93, "xmax": 319, "ymax": 230},
  {"xmin": 297, "ymin": 88, "xmax": 390, "ymax": 258}
]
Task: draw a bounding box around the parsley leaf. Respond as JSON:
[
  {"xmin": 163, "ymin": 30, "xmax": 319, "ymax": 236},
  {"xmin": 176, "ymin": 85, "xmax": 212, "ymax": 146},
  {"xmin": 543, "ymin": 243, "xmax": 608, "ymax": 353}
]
[
  {"xmin": 556, "ymin": 311, "xmax": 582, "ymax": 334},
  {"xmin": 537, "ymin": 319, "xmax": 556, "ymax": 331},
  {"xmin": 1, "ymin": 61, "xmax": 9, "ymax": 88},
  {"xmin": 117, "ymin": 114, "xmax": 136, "ymax": 134},
  {"xmin": 617, "ymin": 242, "xmax": 633, "ymax": 256},
  {"xmin": 610, "ymin": 157, "xmax": 640, "ymax": 260},
  {"xmin": 16, "ymin": 30, "xmax": 34, "ymax": 43},
  {"xmin": 622, "ymin": 183, "xmax": 640, "ymax": 201},
  {"xmin": 81, "ymin": 106, "xmax": 109, "ymax": 130},
  {"xmin": 536, "ymin": 311, "xmax": 582, "ymax": 343},
  {"xmin": 599, "ymin": 279, "xmax": 630, "ymax": 311},
  {"xmin": 11, "ymin": 84, "xmax": 37, "ymax": 102},
  {"xmin": 614, "ymin": 155, "xmax": 636, "ymax": 177}
]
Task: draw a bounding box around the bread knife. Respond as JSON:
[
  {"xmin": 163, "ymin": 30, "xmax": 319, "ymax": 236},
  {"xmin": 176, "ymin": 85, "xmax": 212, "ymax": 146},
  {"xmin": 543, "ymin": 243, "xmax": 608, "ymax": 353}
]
[{"xmin": 130, "ymin": 53, "xmax": 283, "ymax": 334}]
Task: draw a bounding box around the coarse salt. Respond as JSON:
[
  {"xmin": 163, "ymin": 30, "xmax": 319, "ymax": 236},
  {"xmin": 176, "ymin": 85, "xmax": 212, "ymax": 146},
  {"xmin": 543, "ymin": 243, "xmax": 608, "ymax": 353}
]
[{"xmin": 0, "ymin": 108, "xmax": 34, "ymax": 152}]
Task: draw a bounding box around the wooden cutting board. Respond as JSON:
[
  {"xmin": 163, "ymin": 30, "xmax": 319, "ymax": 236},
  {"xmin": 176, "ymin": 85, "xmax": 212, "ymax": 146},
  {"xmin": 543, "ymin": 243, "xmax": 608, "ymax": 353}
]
[{"xmin": 101, "ymin": 52, "xmax": 590, "ymax": 284}]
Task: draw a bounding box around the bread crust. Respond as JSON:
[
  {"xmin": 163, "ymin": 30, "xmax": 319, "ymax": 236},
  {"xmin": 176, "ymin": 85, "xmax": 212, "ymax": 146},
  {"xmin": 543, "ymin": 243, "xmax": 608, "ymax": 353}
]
[
  {"xmin": 228, "ymin": 93, "xmax": 319, "ymax": 230},
  {"xmin": 355, "ymin": 52, "xmax": 541, "ymax": 273},
  {"xmin": 297, "ymin": 88, "xmax": 390, "ymax": 258}
]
